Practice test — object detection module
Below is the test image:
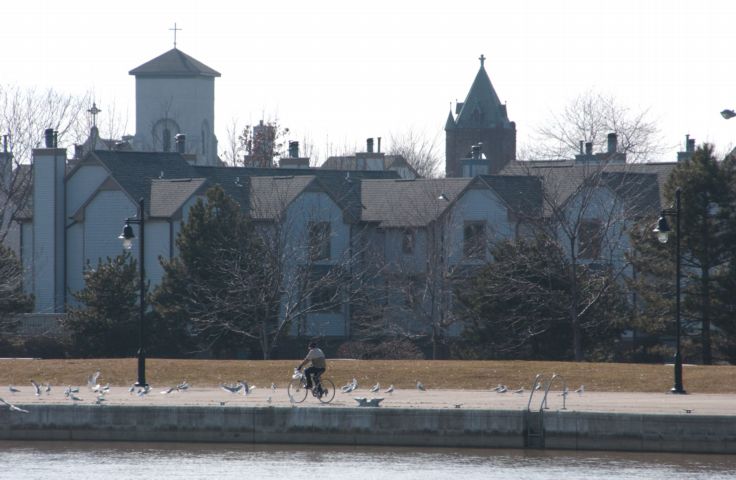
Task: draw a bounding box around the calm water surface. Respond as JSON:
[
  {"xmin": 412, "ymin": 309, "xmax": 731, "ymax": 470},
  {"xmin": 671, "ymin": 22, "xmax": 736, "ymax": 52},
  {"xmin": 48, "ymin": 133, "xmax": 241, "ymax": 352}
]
[{"xmin": 1, "ymin": 441, "xmax": 735, "ymax": 480}]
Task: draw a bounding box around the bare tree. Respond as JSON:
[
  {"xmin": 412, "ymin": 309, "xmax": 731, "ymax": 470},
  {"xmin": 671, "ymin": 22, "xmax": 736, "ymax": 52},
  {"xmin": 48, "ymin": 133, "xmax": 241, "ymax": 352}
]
[
  {"xmin": 531, "ymin": 90, "xmax": 666, "ymax": 163},
  {"xmin": 0, "ymin": 84, "xmax": 91, "ymax": 245},
  {"xmin": 388, "ymin": 128, "xmax": 443, "ymax": 178}
]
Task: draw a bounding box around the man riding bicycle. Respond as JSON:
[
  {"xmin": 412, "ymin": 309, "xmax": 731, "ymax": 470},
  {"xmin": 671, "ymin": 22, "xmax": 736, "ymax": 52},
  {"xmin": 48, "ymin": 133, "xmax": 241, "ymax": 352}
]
[{"xmin": 297, "ymin": 342, "xmax": 326, "ymax": 394}]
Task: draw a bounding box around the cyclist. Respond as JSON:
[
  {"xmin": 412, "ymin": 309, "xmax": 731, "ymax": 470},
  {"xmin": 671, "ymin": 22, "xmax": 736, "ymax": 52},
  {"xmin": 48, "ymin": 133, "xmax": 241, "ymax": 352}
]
[{"xmin": 296, "ymin": 342, "xmax": 327, "ymax": 394}]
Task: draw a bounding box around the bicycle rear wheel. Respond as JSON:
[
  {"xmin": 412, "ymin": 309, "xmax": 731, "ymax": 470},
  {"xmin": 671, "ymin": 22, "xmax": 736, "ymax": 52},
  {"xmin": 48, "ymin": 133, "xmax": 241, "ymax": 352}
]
[
  {"xmin": 288, "ymin": 378, "xmax": 308, "ymax": 403},
  {"xmin": 318, "ymin": 378, "xmax": 335, "ymax": 404}
]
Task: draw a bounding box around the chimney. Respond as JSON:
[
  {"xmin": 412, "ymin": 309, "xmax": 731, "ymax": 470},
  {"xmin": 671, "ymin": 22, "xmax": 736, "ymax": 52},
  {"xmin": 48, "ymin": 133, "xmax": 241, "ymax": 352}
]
[
  {"xmin": 44, "ymin": 128, "xmax": 55, "ymax": 148},
  {"xmin": 288, "ymin": 141, "xmax": 299, "ymax": 158},
  {"xmin": 366, "ymin": 138, "xmax": 374, "ymax": 153},
  {"xmin": 377, "ymin": 137, "xmax": 382, "ymax": 153},
  {"xmin": 0, "ymin": 135, "xmax": 12, "ymax": 190},
  {"xmin": 471, "ymin": 144, "xmax": 481, "ymax": 159},
  {"xmin": 607, "ymin": 133, "xmax": 617, "ymax": 153},
  {"xmin": 686, "ymin": 134, "xmax": 695, "ymax": 153},
  {"xmin": 579, "ymin": 140, "xmax": 584, "ymax": 154},
  {"xmin": 175, "ymin": 134, "xmax": 186, "ymax": 154},
  {"xmin": 585, "ymin": 142, "xmax": 593, "ymax": 156}
]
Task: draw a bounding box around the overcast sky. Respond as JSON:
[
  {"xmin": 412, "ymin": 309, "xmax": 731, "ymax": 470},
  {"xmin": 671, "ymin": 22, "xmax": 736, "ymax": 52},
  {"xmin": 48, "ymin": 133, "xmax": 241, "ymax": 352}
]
[{"xmin": 4, "ymin": 0, "xmax": 736, "ymax": 162}]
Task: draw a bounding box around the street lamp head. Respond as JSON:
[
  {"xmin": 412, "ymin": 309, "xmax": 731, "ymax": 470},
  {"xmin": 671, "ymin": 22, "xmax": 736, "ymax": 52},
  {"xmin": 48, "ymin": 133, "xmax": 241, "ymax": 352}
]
[
  {"xmin": 721, "ymin": 109, "xmax": 736, "ymax": 120},
  {"xmin": 119, "ymin": 223, "xmax": 135, "ymax": 250},
  {"xmin": 653, "ymin": 214, "xmax": 670, "ymax": 244}
]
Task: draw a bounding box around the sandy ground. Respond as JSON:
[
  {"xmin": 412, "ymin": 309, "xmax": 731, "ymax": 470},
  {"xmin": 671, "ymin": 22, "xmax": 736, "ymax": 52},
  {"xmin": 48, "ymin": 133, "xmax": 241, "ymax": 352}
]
[{"xmin": 1, "ymin": 383, "xmax": 734, "ymax": 416}]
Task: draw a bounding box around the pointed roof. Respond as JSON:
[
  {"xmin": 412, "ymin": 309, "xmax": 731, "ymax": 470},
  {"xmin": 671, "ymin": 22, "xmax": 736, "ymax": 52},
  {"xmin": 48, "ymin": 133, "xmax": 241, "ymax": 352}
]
[
  {"xmin": 444, "ymin": 110, "xmax": 456, "ymax": 130},
  {"xmin": 129, "ymin": 48, "xmax": 221, "ymax": 78},
  {"xmin": 454, "ymin": 55, "xmax": 509, "ymax": 129}
]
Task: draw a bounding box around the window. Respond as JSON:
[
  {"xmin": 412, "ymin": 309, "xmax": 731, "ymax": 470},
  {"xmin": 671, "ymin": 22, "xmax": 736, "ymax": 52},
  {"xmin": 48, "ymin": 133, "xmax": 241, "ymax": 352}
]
[
  {"xmin": 308, "ymin": 221, "xmax": 331, "ymax": 261},
  {"xmin": 402, "ymin": 229, "xmax": 415, "ymax": 255},
  {"xmin": 463, "ymin": 221, "xmax": 486, "ymax": 259},
  {"xmin": 579, "ymin": 219, "xmax": 603, "ymax": 259}
]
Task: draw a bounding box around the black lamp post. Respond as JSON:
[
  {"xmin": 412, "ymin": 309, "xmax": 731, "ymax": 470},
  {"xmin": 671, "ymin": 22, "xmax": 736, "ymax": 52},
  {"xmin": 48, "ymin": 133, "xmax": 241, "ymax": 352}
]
[
  {"xmin": 653, "ymin": 187, "xmax": 686, "ymax": 394},
  {"xmin": 119, "ymin": 197, "xmax": 147, "ymax": 388}
]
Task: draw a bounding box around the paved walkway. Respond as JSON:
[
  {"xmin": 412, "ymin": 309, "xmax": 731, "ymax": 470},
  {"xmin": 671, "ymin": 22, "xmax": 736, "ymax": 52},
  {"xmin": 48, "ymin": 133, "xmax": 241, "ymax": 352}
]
[{"xmin": 2, "ymin": 384, "xmax": 734, "ymax": 416}]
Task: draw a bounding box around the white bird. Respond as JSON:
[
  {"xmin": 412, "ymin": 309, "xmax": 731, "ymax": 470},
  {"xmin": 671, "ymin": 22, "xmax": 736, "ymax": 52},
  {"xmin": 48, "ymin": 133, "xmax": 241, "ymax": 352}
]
[
  {"xmin": 271, "ymin": 383, "xmax": 277, "ymax": 391},
  {"xmin": 44, "ymin": 384, "xmax": 52, "ymax": 395},
  {"xmin": 87, "ymin": 371, "xmax": 100, "ymax": 390},
  {"xmin": 177, "ymin": 381, "xmax": 190, "ymax": 391},
  {"xmin": 128, "ymin": 384, "xmax": 136, "ymax": 395},
  {"xmin": 341, "ymin": 380, "xmax": 357, "ymax": 393},
  {"xmin": 221, "ymin": 382, "xmax": 243, "ymax": 394},
  {"xmin": 8, "ymin": 385, "xmax": 20, "ymax": 394},
  {"xmin": 239, "ymin": 381, "xmax": 254, "ymax": 396},
  {"xmin": 513, "ymin": 387, "xmax": 524, "ymax": 395},
  {"xmin": 496, "ymin": 385, "xmax": 508, "ymax": 393},
  {"xmin": 31, "ymin": 380, "xmax": 41, "ymax": 396},
  {"xmin": 354, "ymin": 397, "xmax": 384, "ymax": 407},
  {"xmin": 95, "ymin": 394, "xmax": 106, "ymax": 405},
  {"xmin": 385, "ymin": 384, "xmax": 394, "ymax": 394},
  {"xmin": 267, "ymin": 396, "xmax": 272, "ymax": 404},
  {"xmin": 161, "ymin": 387, "xmax": 176, "ymax": 395},
  {"xmin": 416, "ymin": 380, "xmax": 426, "ymax": 391},
  {"xmin": 70, "ymin": 393, "xmax": 83, "ymax": 402},
  {"xmin": 369, "ymin": 383, "xmax": 380, "ymax": 393},
  {"xmin": 0, "ymin": 397, "xmax": 29, "ymax": 413},
  {"xmin": 136, "ymin": 386, "xmax": 150, "ymax": 397},
  {"xmin": 575, "ymin": 385, "xmax": 585, "ymax": 395}
]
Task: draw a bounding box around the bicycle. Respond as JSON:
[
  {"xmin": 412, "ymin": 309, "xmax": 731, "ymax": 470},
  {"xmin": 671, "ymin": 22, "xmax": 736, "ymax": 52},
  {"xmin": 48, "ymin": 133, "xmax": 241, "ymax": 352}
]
[{"xmin": 288, "ymin": 369, "xmax": 336, "ymax": 404}]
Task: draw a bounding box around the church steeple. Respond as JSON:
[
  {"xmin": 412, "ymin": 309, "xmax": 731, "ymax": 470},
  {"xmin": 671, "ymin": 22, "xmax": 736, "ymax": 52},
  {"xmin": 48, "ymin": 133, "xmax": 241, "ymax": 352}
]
[
  {"xmin": 453, "ymin": 54, "xmax": 510, "ymax": 129},
  {"xmin": 444, "ymin": 54, "xmax": 516, "ymax": 177}
]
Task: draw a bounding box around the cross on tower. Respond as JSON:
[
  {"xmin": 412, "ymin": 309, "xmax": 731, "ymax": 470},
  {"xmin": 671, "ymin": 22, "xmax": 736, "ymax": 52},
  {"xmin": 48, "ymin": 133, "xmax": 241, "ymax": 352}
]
[
  {"xmin": 479, "ymin": 54, "xmax": 486, "ymax": 67},
  {"xmin": 169, "ymin": 22, "xmax": 182, "ymax": 48},
  {"xmin": 87, "ymin": 102, "xmax": 101, "ymax": 127}
]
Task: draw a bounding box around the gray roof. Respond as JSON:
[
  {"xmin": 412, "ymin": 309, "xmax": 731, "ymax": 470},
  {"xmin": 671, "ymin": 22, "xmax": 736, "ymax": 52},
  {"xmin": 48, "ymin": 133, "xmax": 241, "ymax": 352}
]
[
  {"xmin": 361, "ymin": 178, "xmax": 472, "ymax": 227},
  {"xmin": 248, "ymin": 175, "xmax": 316, "ymax": 220},
  {"xmin": 321, "ymin": 154, "xmax": 410, "ymax": 171},
  {"xmin": 129, "ymin": 48, "xmax": 221, "ymax": 77},
  {"xmin": 149, "ymin": 178, "xmax": 207, "ymax": 218},
  {"xmin": 477, "ymin": 175, "xmax": 543, "ymax": 218},
  {"xmin": 499, "ymin": 160, "xmax": 671, "ymax": 217}
]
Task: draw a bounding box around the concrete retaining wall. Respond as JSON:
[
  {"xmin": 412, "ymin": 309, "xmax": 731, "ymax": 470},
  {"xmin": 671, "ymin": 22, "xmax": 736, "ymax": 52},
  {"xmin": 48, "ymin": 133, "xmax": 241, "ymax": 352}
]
[{"xmin": 1, "ymin": 404, "xmax": 734, "ymax": 454}]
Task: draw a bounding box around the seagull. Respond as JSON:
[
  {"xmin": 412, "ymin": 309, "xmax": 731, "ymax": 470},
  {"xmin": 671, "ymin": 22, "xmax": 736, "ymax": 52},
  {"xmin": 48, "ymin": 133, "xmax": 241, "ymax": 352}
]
[
  {"xmin": 8, "ymin": 385, "xmax": 20, "ymax": 394},
  {"xmin": 271, "ymin": 383, "xmax": 277, "ymax": 391},
  {"xmin": 44, "ymin": 384, "xmax": 52, "ymax": 395},
  {"xmin": 267, "ymin": 396, "xmax": 272, "ymax": 404},
  {"xmin": 496, "ymin": 385, "xmax": 508, "ymax": 394},
  {"xmin": 70, "ymin": 393, "xmax": 83, "ymax": 402},
  {"xmin": 128, "ymin": 384, "xmax": 136, "ymax": 395},
  {"xmin": 87, "ymin": 371, "xmax": 101, "ymax": 390},
  {"xmin": 560, "ymin": 387, "xmax": 569, "ymax": 397},
  {"xmin": 161, "ymin": 387, "xmax": 176, "ymax": 395},
  {"xmin": 177, "ymin": 381, "xmax": 190, "ymax": 391},
  {"xmin": 454, "ymin": 403, "xmax": 463, "ymax": 409},
  {"xmin": 513, "ymin": 387, "xmax": 524, "ymax": 395},
  {"xmin": 95, "ymin": 394, "xmax": 106, "ymax": 405},
  {"xmin": 239, "ymin": 381, "xmax": 254, "ymax": 396},
  {"xmin": 31, "ymin": 380, "xmax": 41, "ymax": 396},
  {"xmin": 416, "ymin": 380, "xmax": 426, "ymax": 391},
  {"xmin": 385, "ymin": 384, "xmax": 394, "ymax": 394},
  {"xmin": 136, "ymin": 386, "xmax": 150, "ymax": 397},
  {"xmin": 0, "ymin": 397, "xmax": 29, "ymax": 413},
  {"xmin": 221, "ymin": 382, "xmax": 243, "ymax": 394},
  {"xmin": 354, "ymin": 397, "xmax": 384, "ymax": 407},
  {"xmin": 369, "ymin": 383, "xmax": 380, "ymax": 393},
  {"xmin": 341, "ymin": 380, "xmax": 357, "ymax": 393},
  {"xmin": 575, "ymin": 385, "xmax": 585, "ymax": 395}
]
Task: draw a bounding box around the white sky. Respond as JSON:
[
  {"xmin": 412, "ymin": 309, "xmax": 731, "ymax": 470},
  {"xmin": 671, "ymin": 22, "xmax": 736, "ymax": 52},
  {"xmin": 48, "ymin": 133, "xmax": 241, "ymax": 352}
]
[{"xmin": 4, "ymin": 0, "xmax": 736, "ymax": 162}]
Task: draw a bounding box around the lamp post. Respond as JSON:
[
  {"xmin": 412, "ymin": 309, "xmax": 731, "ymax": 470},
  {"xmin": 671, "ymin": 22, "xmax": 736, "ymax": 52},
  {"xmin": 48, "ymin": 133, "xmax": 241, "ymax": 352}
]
[
  {"xmin": 652, "ymin": 187, "xmax": 686, "ymax": 394},
  {"xmin": 119, "ymin": 197, "xmax": 147, "ymax": 388}
]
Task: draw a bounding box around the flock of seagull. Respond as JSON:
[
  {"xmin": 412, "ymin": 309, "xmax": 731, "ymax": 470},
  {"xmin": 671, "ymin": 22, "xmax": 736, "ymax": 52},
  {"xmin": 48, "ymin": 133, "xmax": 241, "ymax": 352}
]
[{"xmin": 0, "ymin": 371, "xmax": 585, "ymax": 413}]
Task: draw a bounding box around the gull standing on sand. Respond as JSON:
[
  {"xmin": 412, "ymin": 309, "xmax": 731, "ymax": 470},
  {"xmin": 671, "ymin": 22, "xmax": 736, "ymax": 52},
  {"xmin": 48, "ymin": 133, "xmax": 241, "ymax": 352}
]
[
  {"xmin": 8, "ymin": 386, "xmax": 20, "ymax": 394},
  {"xmin": 369, "ymin": 383, "xmax": 380, "ymax": 393},
  {"xmin": 221, "ymin": 382, "xmax": 243, "ymax": 394},
  {"xmin": 385, "ymin": 384, "xmax": 394, "ymax": 394},
  {"xmin": 575, "ymin": 385, "xmax": 585, "ymax": 395},
  {"xmin": 31, "ymin": 380, "xmax": 41, "ymax": 396},
  {"xmin": 416, "ymin": 380, "xmax": 425, "ymax": 391},
  {"xmin": 177, "ymin": 381, "xmax": 190, "ymax": 391},
  {"xmin": 161, "ymin": 387, "xmax": 176, "ymax": 395},
  {"xmin": 45, "ymin": 384, "xmax": 52, "ymax": 395}
]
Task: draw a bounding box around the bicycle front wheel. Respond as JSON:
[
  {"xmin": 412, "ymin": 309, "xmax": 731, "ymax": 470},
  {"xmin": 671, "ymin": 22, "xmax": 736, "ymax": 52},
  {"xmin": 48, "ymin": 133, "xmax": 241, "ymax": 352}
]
[
  {"xmin": 318, "ymin": 378, "xmax": 336, "ymax": 404},
  {"xmin": 288, "ymin": 378, "xmax": 308, "ymax": 403}
]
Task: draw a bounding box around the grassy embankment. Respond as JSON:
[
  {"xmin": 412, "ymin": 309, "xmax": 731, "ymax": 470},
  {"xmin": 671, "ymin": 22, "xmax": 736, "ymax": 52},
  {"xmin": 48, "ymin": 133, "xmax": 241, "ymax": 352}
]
[{"xmin": 1, "ymin": 358, "xmax": 735, "ymax": 393}]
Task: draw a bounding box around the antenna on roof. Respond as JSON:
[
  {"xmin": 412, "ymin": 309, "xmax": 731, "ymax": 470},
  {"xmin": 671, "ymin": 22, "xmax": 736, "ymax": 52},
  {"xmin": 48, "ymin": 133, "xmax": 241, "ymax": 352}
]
[
  {"xmin": 159, "ymin": 171, "xmax": 164, "ymax": 179},
  {"xmin": 169, "ymin": 22, "xmax": 182, "ymax": 48}
]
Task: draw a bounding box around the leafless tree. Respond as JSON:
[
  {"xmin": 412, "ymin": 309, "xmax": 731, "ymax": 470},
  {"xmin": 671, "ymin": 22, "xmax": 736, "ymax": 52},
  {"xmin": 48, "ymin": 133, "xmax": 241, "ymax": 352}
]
[
  {"xmin": 388, "ymin": 128, "xmax": 443, "ymax": 178},
  {"xmin": 530, "ymin": 90, "xmax": 667, "ymax": 163},
  {"xmin": 0, "ymin": 84, "xmax": 91, "ymax": 245}
]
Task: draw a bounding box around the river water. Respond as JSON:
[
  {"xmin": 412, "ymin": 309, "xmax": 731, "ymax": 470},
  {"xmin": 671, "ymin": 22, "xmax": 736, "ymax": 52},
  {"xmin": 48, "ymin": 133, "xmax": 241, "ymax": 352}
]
[{"xmin": 1, "ymin": 441, "xmax": 735, "ymax": 480}]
